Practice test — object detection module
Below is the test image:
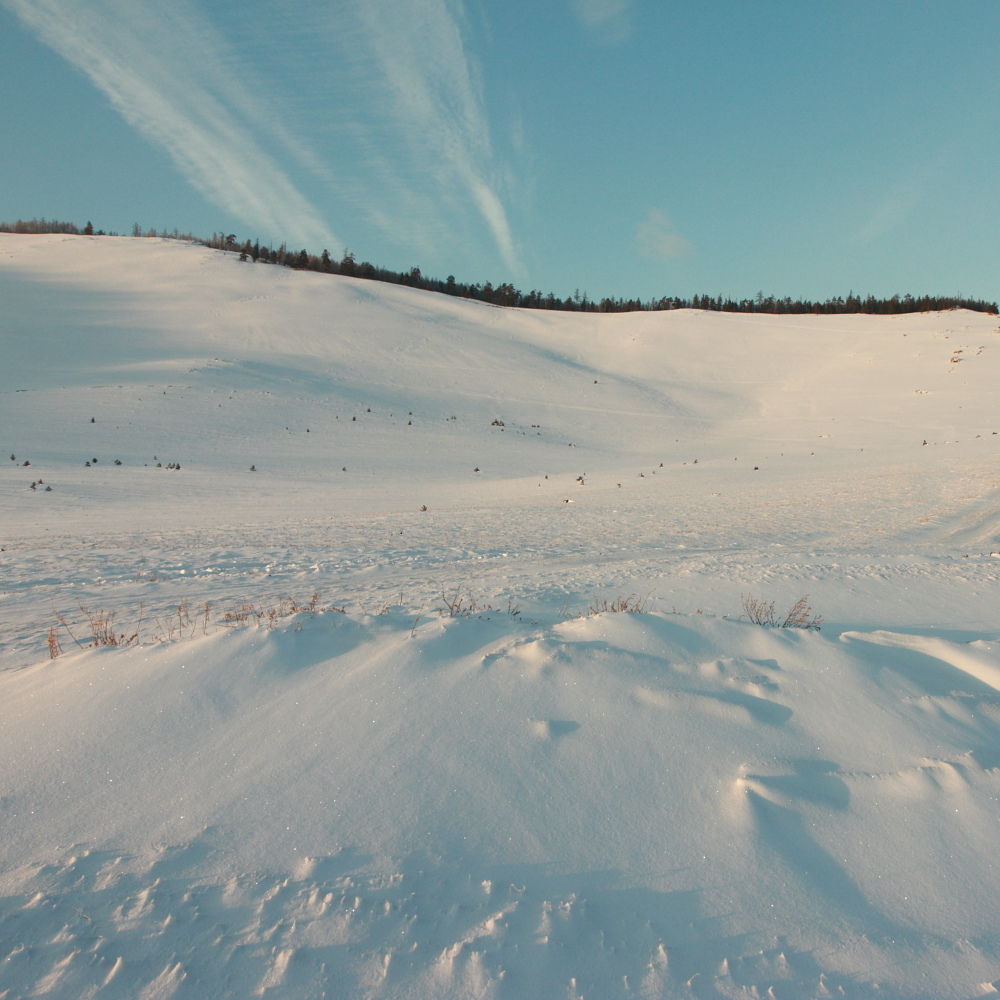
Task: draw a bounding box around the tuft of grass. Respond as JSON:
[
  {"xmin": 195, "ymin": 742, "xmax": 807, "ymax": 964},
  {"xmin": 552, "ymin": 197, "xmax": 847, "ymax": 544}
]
[
  {"xmin": 781, "ymin": 595, "xmax": 823, "ymax": 630},
  {"xmin": 437, "ymin": 588, "xmax": 520, "ymax": 619},
  {"xmin": 740, "ymin": 593, "xmax": 777, "ymax": 626},
  {"xmin": 222, "ymin": 601, "xmax": 259, "ymax": 627},
  {"xmin": 49, "ymin": 592, "xmax": 338, "ymax": 656},
  {"xmin": 222, "ymin": 592, "xmax": 333, "ymax": 630},
  {"xmin": 741, "ymin": 593, "xmax": 822, "ymax": 631},
  {"xmin": 152, "ymin": 602, "xmax": 210, "ymax": 641},
  {"xmin": 55, "ymin": 605, "xmax": 143, "ymax": 648},
  {"xmin": 585, "ymin": 593, "xmax": 651, "ymax": 615}
]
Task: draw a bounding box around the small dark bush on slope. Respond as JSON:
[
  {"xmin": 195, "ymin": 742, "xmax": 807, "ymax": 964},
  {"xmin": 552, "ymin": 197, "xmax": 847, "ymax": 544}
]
[{"xmin": 741, "ymin": 594, "xmax": 822, "ymax": 630}]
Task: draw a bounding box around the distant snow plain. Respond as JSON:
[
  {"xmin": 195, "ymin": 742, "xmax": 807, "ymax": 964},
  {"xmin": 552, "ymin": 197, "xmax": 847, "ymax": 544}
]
[{"xmin": 2, "ymin": 234, "xmax": 1000, "ymax": 999}]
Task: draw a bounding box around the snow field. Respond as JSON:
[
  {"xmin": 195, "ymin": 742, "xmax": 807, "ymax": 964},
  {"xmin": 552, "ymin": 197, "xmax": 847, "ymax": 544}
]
[{"xmin": 2, "ymin": 235, "xmax": 1000, "ymax": 998}]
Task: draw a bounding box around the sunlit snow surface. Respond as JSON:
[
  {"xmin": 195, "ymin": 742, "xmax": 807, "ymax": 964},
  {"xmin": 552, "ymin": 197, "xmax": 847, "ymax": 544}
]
[{"xmin": 2, "ymin": 235, "xmax": 1000, "ymax": 999}]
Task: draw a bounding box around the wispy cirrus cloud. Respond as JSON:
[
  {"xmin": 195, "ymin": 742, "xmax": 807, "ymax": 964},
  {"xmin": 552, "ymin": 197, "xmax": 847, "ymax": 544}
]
[
  {"xmin": 345, "ymin": 0, "xmax": 522, "ymax": 274},
  {"xmin": 857, "ymin": 150, "xmax": 951, "ymax": 245},
  {"xmin": 0, "ymin": 0, "xmax": 336, "ymax": 248},
  {"xmin": 570, "ymin": 0, "xmax": 635, "ymax": 40},
  {"xmin": 2, "ymin": 0, "xmax": 521, "ymax": 275},
  {"xmin": 637, "ymin": 209, "xmax": 692, "ymax": 260}
]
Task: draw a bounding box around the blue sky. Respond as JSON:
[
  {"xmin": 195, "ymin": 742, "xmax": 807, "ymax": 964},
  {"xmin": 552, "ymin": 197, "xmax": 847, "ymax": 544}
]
[{"xmin": 1, "ymin": 0, "xmax": 997, "ymax": 303}]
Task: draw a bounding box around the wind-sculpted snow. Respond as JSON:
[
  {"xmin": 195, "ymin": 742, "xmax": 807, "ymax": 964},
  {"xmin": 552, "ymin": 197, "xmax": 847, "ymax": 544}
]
[
  {"xmin": 3, "ymin": 614, "xmax": 1000, "ymax": 998},
  {"xmin": 2, "ymin": 235, "xmax": 1000, "ymax": 997}
]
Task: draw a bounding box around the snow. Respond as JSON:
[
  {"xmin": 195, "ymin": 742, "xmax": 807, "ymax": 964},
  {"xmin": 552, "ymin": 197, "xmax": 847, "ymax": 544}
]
[{"xmin": 2, "ymin": 233, "xmax": 1000, "ymax": 998}]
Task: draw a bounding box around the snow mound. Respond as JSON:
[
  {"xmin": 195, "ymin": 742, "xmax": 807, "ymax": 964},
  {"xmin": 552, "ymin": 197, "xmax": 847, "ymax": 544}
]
[{"xmin": 4, "ymin": 612, "xmax": 1000, "ymax": 998}]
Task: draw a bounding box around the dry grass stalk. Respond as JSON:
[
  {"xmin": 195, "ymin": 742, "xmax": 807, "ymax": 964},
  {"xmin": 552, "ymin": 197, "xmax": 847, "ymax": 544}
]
[
  {"xmin": 53, "ymin": 610, "xmax": 85, "ymax": 649},
  {"xmin": 222, "ymin": 601, "xmax": 262, "ymax": 627},
  {"xmin": 410, "ymin": 605, "xmax": 425, "ymax": 637},
  {"xmin": 781, "ymin": 595, "xmax": 823, "ymax": 630},
  {"xmin": 741, "ymin": 593, "xmax": 822, "ymax": 631},
  {"xmin": 740, "ymin": 594, "xmax": 778, "ymax": 626},
  {"xmin": 153, "ymin": 602, "xmax": 209, "ymax": 641},
  {"xmin": 585, "ymin": 594, "xmax": 651, "ymax": 616},
  {"xmin": 80, "ymin": 605, "xmax": 141, "ymax": 646},
  {"xmin": 222, "ymin": 592, "xmax": 332, "ymax": 630},
  {"xmin": 437, "ymin": 588, "xmax": 520, "ymax": 619},
  {"xmin": 47, "ymin": 592, "xmax": 339, "ymax": 657}
]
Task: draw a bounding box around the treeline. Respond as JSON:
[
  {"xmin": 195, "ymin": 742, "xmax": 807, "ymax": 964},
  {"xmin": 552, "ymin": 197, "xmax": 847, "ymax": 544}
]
[
  {"xmin": 665, "ymin": 291, "xmax": 999, "ymax": 316},
  {"xmin": 1, "ymin": 217, "xmax": 98, "ymax": 235},
  {"xmin": 0, "ymin": 217, "xmax": 199, "ymax": 240},
  {"xmin": 5, "ymin": 218, "xmax": 997, "ymax": 316},
  {"xmin": 204, "ymin": 230, "xmax": 998, "ymax": 317}
]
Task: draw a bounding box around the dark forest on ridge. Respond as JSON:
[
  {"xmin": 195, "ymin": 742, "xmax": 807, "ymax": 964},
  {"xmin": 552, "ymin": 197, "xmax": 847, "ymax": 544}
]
[{"xmin": 3, "ymin": 216, "xmax": 996, "ymax": 317}]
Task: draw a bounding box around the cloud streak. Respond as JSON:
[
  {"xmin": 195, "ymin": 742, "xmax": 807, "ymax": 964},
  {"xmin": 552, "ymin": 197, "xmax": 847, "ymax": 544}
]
[
  {"xmin": 637, "ymin": 209, "xmax": 692, "ymax": 260},
  {"xmin": 3, "ymin": 0, "xmax": 520, "ymax": 274},
  {"xmin": 570, "ymin": 0, "xmax": 634, "ymax": 41},
  {"xmin": 1, "ymin": 0, "xmax": 336, "ymax": 249},
  {"xmin": 346, "ymin": 0, "xmax": 522, "ymax": 274},
  {"xmin": 856, "ymin": 150, "xmax": 952, "ymax": 245}
]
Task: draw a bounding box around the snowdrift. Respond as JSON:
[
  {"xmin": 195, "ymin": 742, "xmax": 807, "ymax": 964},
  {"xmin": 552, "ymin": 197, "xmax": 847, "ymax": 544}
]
[{"xmin": 2, "ymin": 235, "xmax": 999, "ymax": 998}]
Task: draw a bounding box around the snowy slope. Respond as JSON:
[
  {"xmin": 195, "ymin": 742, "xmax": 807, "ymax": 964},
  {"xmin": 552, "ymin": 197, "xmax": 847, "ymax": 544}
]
[{"xmin": 2, "ymin": 235, "xmax": 1000, "ymax": 999}]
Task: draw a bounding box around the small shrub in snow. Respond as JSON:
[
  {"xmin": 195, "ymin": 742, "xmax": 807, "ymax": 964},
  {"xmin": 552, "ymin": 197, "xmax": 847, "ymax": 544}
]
[
  {"xmin": 584, "ymin": 594, "xmax": 651, "ymax": 615},
  {"xmin": 741, "ymin": 594, "xmax": 777, "ymax": 626},
  {"xmin": 84, "ymin": 607, "xmax": 141, "ymax": 646},
  {"xmin": 781, "ymin": 595, "xmax": 823, "ymax": 629},
  {"xmin": 437, "ymin": 588, "xmax": 520, "ymax": 619},
  {"xmin": 221, "ymin": 592, "xmax": 330, "ymax": 630},
  {"xmin": 151, "ymin": 602, "xmax": 212, "ymax": 641},
  {"xmin": 54, "ymin": 606, "xmax": 142, "ymax": 650},
  {"xmin": 741, "ymin": 593, "xmax": 822, "ymax": 630},
  {"xmin": 48, "ymin": 592, "xmax": 337, "ymax": 656}
]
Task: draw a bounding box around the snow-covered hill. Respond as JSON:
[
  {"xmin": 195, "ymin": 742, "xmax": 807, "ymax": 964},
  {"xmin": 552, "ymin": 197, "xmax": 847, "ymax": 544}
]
[{"xmin": 2, "ymin": 235, "xmax": 999, "ymax": 998}]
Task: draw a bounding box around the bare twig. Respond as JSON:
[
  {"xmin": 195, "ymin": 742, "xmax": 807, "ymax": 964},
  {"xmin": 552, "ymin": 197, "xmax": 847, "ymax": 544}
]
[
  {"xmin": 782, "ymin": 595, "xmax": 823, "ymax": 630},
  {"xmin": 742, "ymin": 593, "xmax": 822, "ymax": 631}
]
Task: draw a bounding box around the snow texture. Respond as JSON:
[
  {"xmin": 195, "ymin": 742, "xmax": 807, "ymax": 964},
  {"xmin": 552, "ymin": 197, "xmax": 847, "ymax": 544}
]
[{"xmin": 2, "ymin": 234, "xmax": 1000, "ymax": 999}]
